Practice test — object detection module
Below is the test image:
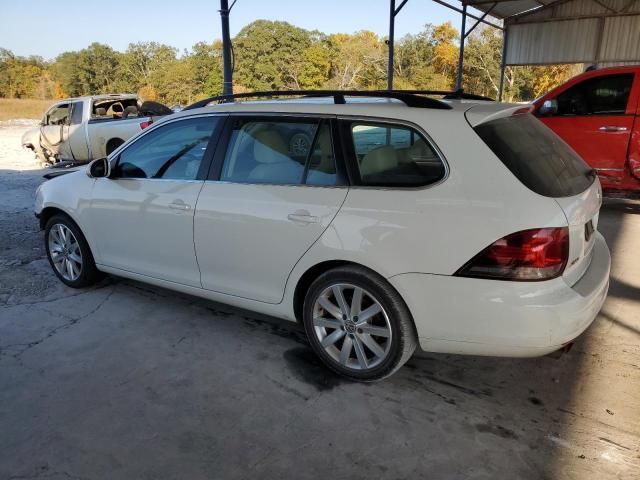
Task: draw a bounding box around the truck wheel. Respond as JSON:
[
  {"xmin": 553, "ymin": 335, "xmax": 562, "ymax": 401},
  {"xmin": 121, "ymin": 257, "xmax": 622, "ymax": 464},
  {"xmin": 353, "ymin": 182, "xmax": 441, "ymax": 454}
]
[{"xmin": 106, "ymin": 138, "xmax": 124, "ymax": 156}]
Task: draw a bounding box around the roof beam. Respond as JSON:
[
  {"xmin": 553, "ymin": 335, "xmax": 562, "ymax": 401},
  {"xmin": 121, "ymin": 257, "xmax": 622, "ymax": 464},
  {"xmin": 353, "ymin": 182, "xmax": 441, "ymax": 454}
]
[
  {"xmin": 508, "ymin": 9, "xmax": 640, "ymax": 23},
  {"xmin": 431, "ymin": 0, "xmax": 504, "ymax": 28}
]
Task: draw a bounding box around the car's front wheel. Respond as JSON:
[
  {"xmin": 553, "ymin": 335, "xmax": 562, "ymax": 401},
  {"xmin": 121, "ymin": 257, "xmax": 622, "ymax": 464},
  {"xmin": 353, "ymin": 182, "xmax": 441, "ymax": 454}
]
[
  {"xmin": 45, "ymin": 214, "xmax": 101, "ymax": 288},
  {"xmin": 302, "ymin": 266, "xmax": 417, "ymax": 381}
]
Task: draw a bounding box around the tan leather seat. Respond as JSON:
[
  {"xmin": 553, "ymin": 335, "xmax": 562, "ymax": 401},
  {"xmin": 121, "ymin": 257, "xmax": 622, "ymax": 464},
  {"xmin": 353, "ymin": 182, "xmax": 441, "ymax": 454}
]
[
  {"xmin": 360, "ymin": 145, "xmax": 398, "ymax": 177},
  {"xmin": 122, "ymin": 106, "xmax": 138, "ymax": 119},
  {"xmin": 408, "ymin": 138, "xmax": 435, "ymax": 162},
  {"xmin": 248, "ymin": 129, "xmax": 303, "ymax": 183}
]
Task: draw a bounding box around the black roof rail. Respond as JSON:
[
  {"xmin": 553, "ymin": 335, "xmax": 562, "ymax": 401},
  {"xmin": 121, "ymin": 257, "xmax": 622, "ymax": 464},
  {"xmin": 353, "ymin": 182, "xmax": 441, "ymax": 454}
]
[
  {"xmin": 183, "ymin": 90, "xmax": 453, "ymax": 111},
  {"xmin": 383, "ymin": 89, "xmax": 495, "ymax": 101}
]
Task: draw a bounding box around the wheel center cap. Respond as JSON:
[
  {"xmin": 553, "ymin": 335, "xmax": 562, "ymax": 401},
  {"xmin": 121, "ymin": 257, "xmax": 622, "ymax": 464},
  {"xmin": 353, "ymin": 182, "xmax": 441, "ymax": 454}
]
[{"xmin": 344, "ymin": 320, "xmax": 356, "ymax": 333}]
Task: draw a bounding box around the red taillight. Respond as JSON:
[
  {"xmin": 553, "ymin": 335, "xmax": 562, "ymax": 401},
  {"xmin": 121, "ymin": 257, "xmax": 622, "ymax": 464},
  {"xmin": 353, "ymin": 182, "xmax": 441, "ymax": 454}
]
[
  {"xmin": 455, "ymin": 227, "xmax": 569, "ymax": 281},
  {"xmin": 139, "ymin": 120, "xmax": 153, "ymax": 129}
]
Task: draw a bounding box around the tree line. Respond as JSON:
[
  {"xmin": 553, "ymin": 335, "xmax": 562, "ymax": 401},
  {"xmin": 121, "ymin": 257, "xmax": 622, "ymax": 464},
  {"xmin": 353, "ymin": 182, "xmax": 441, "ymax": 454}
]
[{"xmin": 0, "ymin": 20, "xmax": 579, "ymax": 105}]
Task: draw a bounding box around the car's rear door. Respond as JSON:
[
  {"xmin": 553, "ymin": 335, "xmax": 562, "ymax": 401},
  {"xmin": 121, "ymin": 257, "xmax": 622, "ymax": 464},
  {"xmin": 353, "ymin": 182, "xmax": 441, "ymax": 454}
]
[
  {"xmin": 89, "ymin": 114, "xmax": 225, "ymax": 287},
  {"xmin": 194, "ymin": 115, "xmax": 348, "ymax": 304},
  {"xmin": 537, "ymin": 72, "xmax": 639, "ymax": 188}
]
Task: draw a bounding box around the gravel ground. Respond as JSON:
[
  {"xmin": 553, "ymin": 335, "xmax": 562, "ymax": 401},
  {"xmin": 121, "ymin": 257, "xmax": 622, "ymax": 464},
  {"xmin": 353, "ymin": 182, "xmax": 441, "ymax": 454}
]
[
  {"xmin": 0, "ymin": 122, "xmax": 65, "ymax": 306},
  {"xmin": 0, "ymin": 124, "xmax": 639, "ymax": 480}
]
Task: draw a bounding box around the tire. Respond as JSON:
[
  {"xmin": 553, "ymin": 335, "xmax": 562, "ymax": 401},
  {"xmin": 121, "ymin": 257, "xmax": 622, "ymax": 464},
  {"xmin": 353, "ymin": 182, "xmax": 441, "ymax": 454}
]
[
  {"xmin": 44, "ymin": 214, "xmax": 101, "ymax": 288},
  {"xmin": 106, "ymin": 138, "xmax": 124, "ymax": 156},
  {"xmin": 302, "ymin": 265, "xmax": 417, "ymax": 381},
  {"xmin": 289, "ymin": 132, "xmax": 311, "ymax": 157}
]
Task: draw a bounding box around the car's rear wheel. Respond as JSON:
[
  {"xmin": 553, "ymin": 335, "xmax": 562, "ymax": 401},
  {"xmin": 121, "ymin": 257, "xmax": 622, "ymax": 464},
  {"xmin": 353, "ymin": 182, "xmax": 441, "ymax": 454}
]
[
  {"xmin": 45, "ymin": 215, "xmax": 100, "ymax": 288},
  {"xmin": 302, "ymin": 266, "xmax": 417, "ymax": 381}
]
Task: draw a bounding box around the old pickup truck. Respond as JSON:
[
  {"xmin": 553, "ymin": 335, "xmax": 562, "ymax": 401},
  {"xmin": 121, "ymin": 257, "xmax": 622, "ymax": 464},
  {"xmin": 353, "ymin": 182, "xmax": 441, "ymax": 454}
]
[
  {"xmin": 22, "ymin": 94, "xmax": 172, "ymax": 165},
  {"xmin": 534, "ymin": 66, "xmax": 640, "ymax": 196}
]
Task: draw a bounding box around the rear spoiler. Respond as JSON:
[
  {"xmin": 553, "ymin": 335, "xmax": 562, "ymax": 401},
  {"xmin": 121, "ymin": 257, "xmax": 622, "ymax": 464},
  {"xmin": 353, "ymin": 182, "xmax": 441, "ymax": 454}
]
[{"xmin": 464, "ymin": 103, "xmax": 535, "ymax": 128}]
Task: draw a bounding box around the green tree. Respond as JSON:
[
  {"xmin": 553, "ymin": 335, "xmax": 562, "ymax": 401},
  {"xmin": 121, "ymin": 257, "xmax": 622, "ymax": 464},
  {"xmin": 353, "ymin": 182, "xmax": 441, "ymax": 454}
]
[
  {"xmin": 190, "ymin": 40, "xmax": 224, "ymax": 97},
  {"xmin": 77, "ymin": 43, "xmax": 120, "ymax": 94},
  {"xmin": 51, "ymin": 51, "xmax": 84, "ymax": 96},
  {"xmin": 0, "ymin": 49, "xmax": 50, "ymax": 98},
  {"xmin": 393, "ymin": 26, "xmax": 451, "ymax": 90},
  {"xmin": 117, "ymin": 42, "xmax": 177, "ymax": 93},
  {"xmin": 326, "ymin": 31, "xmax": 386, "ymax": 89},
  {"xmin": 233, "ymin": 20, "xmax": 319, "ymax": 90}
]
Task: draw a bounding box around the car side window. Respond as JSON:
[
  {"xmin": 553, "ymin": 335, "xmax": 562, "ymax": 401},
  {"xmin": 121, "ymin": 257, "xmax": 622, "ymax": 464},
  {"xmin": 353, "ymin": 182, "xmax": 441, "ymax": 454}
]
[
  {"xmin": 220, "ymin": 118, "xmax": 336, "ymax": 185},
  {"xmin": 113, "ymin": 116, "xmax": 220, "ymax": 180},
  {"xmin": 555, "ymin": 74, "xmax": 634, "ymax": 116},
  {"xmin": 350, "ymin": 122, "xmax": 445, "ymax": 187},
  {"xmin": 46, "ymin": 104, "xmax": 70, "ymax": 126}
]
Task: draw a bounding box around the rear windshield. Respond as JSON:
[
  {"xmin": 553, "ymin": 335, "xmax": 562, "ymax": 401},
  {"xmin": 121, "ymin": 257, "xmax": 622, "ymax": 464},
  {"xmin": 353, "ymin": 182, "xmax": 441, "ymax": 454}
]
[{"xmin": 473, "ymin": 114, "xmax": 594, "ymax": 197}]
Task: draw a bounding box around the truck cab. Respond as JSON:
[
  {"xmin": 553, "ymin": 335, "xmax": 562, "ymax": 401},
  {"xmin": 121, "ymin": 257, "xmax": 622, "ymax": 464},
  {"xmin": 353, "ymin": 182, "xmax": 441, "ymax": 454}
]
[{"xmin": 533, "ymin": 66, "xmax": 640, "ymax": 195}]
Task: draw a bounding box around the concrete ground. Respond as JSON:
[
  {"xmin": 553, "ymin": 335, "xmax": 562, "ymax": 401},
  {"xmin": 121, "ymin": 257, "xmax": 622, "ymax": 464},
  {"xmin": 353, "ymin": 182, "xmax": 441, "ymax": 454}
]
[{"xmin": 1, "ymin": 125, "xmax": 639, "ymax": 479}]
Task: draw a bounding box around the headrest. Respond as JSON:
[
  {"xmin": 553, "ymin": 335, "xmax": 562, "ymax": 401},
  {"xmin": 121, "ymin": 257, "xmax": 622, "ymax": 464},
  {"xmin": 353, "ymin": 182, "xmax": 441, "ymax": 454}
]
[
  {"xmin": 122, "ymin": 106, "xmax": 138, "ymax": 118},
  {"xmin": 408, "ymin": 138, "xmax": 433, "ymax": 161},
  {"xmin": 95, "ymin": 107, "xmax": 107, "ymax": 116},
  {"xmin": 253, "ymin": 129, "xmax": 288, "ymax": 164},
  {"xmin": 360, "ymin": 146, "xmax": 397, "ymax": 177}
]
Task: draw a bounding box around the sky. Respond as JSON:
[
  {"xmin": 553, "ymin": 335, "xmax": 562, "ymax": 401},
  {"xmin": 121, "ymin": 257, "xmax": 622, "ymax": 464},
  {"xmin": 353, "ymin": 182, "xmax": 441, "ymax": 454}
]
[{"xmin": 1, "ymin": 0, "xmax": 463, "ymax": 60}]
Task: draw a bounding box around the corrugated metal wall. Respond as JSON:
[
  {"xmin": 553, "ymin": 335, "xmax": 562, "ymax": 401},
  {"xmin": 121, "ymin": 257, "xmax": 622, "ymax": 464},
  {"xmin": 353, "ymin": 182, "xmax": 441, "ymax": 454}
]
[
  {"xmin": 600, "ymin": 16, "xmax": 640, "ymax": 62},
  {"xmin": 506, "ymin": 19, "xmax": 601, "ymax": 65},
  {"xmin": 505, "ymin": 0, "xmax": 640, "ymax": 65}
]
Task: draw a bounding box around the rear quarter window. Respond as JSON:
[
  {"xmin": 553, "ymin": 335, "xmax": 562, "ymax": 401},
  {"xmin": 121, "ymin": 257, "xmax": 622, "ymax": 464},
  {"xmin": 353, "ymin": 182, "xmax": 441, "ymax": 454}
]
[
  {"xmin": 348, "ymin": 122, "xmax": 446, "ymax": 187},
  {"xmin": 473, "ymin": 114, "xmax": 595, "ymax": 198}
]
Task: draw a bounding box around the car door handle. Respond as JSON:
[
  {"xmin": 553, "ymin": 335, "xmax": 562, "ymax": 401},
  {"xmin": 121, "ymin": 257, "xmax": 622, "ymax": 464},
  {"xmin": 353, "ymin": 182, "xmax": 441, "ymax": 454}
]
[
  {"xmin": 288, "ymin": 210, "xmax": 318, "ymax": 224},
  {"xmin": 169, "ymin": 201, "xmax": 191, "ymax": 211},
  {"xmin": 598, "ymin": 125, "xmax": 628, "ymax": 132}
]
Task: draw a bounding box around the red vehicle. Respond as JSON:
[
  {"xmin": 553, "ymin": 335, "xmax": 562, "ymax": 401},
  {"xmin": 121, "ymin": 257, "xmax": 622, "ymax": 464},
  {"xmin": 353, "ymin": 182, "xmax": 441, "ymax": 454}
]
[{"xmin": 533, "ymin": 66, "xmax": 640, "ymax": 196}]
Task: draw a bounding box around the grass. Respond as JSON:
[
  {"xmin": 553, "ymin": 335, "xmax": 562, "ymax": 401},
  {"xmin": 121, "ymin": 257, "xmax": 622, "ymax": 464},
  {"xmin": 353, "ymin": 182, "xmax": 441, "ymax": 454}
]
[{"xmin": 0, "ymin": 98, "xmax": 53, "ymax": 121}]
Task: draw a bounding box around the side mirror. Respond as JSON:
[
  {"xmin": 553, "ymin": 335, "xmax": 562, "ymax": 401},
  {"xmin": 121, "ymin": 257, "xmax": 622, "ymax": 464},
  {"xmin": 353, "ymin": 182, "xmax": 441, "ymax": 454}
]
[
  {"xmin": 87, "ymin": 157, "xmax": 111, "ymax": 178},
  {"xmin": 539, "ymin": 99, "xmax": 558, "ymax": 116}
]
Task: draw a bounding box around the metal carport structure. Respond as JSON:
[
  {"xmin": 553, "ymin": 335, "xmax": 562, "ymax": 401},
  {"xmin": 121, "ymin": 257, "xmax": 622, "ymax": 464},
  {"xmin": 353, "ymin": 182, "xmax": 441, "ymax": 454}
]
[
  {"xmin": 467, "ymin": 0, "xmax": 640, "ymax": 98},
  {"xmin": 217, "ymin": 0, "xmax": 640, "ymax": 100}
]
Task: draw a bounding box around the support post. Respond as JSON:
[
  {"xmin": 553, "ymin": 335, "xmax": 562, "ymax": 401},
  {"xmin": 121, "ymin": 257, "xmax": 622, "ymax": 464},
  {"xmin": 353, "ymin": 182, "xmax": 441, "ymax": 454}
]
[
  {"xmin": 220, "ymin": 0, "xmax": 233, "ymax": 96},
  {"xmin": 455, "ymin": 5, "xmax": 467, "ymax": 91},
  {"xmin": 387, "ymin": 0, "xmax": 396, "ymax": 91},
  {"xmin": 498, "ymin": 26, "xmax": 508, "ymax": 101}
]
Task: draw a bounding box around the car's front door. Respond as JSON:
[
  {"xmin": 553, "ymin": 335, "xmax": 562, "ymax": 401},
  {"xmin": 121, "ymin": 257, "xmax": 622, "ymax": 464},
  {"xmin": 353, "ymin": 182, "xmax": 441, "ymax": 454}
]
[
  {"xmin": 537, "ymin": 72, "xmax": 639, "ymax": 187},
  {"xmin": 89, "ymin": 115, "xmax": 224, "ymax": 287},
  {"xmin": 194, "ymin": 116, "xmax": 348, "ymax": 303},
  {"xmin": 40, "ymin": 102, "xmax": 71, "ymax": 158}
]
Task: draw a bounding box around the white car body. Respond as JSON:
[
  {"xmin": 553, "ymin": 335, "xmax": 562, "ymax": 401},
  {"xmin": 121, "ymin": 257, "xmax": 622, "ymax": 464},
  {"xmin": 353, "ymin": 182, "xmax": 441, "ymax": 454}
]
[
  {"xmin": 22, "ymin": 94, "xmax": 169, "ymax": 164},
  {"xmin": 35, "ymin": 98, "xmax": 610, "ymax": 361}
]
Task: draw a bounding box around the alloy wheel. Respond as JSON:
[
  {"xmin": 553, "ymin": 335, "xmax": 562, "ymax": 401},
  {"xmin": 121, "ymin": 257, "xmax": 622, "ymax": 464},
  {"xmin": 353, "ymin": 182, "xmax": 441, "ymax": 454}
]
[
  {"xmin": 48, "ymin": 223, "xmax": 83, "ymax": 282},
  {"xmin": 312, "ymin": 283, "xmax": 392, "ymax": 370}
]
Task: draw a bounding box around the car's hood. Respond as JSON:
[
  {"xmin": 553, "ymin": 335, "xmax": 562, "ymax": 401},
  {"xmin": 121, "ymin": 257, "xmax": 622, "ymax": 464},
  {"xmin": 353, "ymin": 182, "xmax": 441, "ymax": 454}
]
[
  {"xmin": 43, "ymin": 166, "xmax": 84, "ymax": 180},
  {"xmin": 21, "ymin": 126, "xmax": 40, "ymax": 146}
]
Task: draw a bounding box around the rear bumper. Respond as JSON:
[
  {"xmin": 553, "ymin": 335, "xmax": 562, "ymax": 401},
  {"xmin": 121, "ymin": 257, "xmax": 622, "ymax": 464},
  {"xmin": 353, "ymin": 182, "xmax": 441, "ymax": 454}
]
[{"xmin": 389, "ymin": 232, "xmax": 611, "ymax": 357}]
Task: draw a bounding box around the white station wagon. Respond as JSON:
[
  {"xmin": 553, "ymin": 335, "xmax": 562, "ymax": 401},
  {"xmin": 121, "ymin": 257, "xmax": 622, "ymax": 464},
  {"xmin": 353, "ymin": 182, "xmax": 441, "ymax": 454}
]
[{"xmin": 35, "ymin": 91, "xmax": 611, "ymax": 380}]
